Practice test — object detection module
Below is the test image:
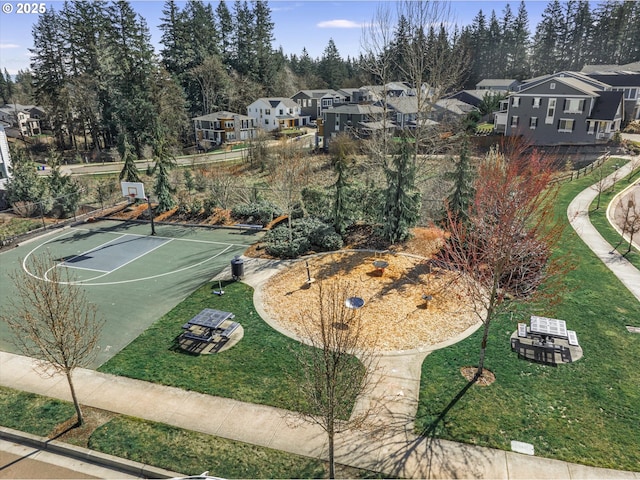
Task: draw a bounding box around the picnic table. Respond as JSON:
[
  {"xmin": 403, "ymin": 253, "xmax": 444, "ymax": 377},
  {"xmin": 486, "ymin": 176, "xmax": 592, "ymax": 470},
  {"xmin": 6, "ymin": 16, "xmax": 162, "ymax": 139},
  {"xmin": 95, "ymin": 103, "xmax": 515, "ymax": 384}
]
[
  {"xmin": 529, "ymin": 315, "xmax": 568, "ymax": 339},
  {"xmin": 182, "ymin": 309, "xmax": 236, "ymax": 342}
]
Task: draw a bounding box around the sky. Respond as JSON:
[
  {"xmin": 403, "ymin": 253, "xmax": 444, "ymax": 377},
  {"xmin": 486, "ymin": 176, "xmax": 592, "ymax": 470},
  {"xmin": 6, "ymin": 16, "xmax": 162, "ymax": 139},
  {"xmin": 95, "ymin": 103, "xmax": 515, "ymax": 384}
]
[{"xmin": 0, "ymin": 0, "xmax": 553, "ymax": 76}]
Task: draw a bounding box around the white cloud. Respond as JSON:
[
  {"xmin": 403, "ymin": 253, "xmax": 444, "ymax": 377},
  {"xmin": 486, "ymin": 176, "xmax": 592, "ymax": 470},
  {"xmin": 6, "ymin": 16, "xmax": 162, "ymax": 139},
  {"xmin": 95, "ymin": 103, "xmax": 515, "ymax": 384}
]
[
  {"xmin": 317, "ymin": 19, "xmax": 363, "ymax": 29},
  {"xmin": 0, "ymin": 43, "xmax": 20, "ymax": 49}
]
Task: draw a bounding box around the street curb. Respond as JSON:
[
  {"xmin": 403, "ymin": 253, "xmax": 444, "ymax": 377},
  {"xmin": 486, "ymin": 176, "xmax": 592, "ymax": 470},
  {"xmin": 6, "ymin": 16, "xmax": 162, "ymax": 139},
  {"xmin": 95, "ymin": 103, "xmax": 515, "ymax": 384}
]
[{"xmin": 0, "ymin": 426, "xmax": 185, "ymax": 479}]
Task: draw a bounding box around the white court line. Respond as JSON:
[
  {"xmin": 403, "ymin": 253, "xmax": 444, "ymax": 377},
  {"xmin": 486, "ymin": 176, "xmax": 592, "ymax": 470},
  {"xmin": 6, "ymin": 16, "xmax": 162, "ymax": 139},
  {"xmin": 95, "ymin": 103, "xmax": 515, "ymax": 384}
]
[
  {"xmin": 58, "ymin": 237, "xmax": 173, "ymax": 283},
  {"xmin": 65, "ymin": 244, "xmax": 236, "ymax": 286},
  {"xmin": 71, "ymin": 225, "xmax": 251, "ymax": 247},
  {"xmin": 59, "ymin": 264, "xmax": 110, "ymax": 273}
]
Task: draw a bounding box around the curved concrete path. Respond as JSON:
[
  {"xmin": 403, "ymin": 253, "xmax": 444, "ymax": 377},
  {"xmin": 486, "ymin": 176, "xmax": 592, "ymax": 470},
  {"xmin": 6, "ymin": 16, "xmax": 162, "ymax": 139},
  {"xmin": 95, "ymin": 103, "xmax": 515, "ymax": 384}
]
[{"xmin": 568, "ymin": 154, "xmax": 640, "ymax": 303}]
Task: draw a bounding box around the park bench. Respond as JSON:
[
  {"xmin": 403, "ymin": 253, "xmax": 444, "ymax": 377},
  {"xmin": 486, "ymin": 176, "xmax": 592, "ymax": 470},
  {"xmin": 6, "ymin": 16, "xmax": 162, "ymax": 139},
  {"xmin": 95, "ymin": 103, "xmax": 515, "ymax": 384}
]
[
  {"xmin": 567, "ymin": 330, "xmax": 580, "ymax": 346},
  {"xmin": 182, "ymin": 331, "xmax": 213, "ymax": 343},
  {"xmin": 219, "ymin": 322, "xmax": 240, "ymax": 339}
]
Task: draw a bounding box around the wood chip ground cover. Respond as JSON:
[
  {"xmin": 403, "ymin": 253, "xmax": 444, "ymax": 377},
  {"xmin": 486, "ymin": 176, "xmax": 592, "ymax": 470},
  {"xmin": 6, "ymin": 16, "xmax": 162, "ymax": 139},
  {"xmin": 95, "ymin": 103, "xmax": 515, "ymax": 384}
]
[{"xmin": 262, "ymin": 251, "xmax": 478, "ymax": 351}]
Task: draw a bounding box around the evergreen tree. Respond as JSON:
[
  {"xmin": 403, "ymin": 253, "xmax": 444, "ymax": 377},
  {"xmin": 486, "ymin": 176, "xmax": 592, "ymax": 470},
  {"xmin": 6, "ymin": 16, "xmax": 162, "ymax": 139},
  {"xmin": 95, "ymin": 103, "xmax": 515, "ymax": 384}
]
[
  {"xmin": 468, "ymin": 10, "xmax": 489, "ymax": 86},
  {"xmin": 5, "ymin": 147, "xmax": 50, "ymax": 216},
  {"xmin": 319, "ymin": 39, "xmax": 346, "ymax": 90},
  {"xmin": 30, "ymin": 7, "xmax": 70, "ymax": 148},
  {"xmin": 382, "ymin": 136, "xmax": 421, "ymax": 244},
  {"xmin": 445, "ymin": 136, "xmax": 474, "ymax": 222},
  {"xmin": 103, "ymin": 0, "xmax": 157, "ymax": 157},
  {"xmin": 118, "ymin": 133, "xmax": 141, "ymax": 183},
  {"xmin": 47, "ymin": 150, "xmax": 81, "ymax": 219},
  {"xmin": 531, "ymin": 0, "xmax": 564, "ymax": 76},
  {"xmin": 232, "ymin": 0, "xmax": 256, "ymax": 76},
  {"xmin": 329, "ymin": 134, "xmax": 356, "ymax": 235},
  {"xmin": 0, "ymin": 70, "xmax": 10, "ymax": 105},
  {"xmin": 151, "ymin": 129, "xmax": 176, "ymax": 212},
  {"xmin": 510, "ymin": 1, "xmax": 531, "ymax": 80},
  {"xmin": 253, "ymin": 0, "xmax": 279, "ymax": 90},
  {"xmin": 216, "ymin": 0, "xmax": 234, "ymax": 66}
]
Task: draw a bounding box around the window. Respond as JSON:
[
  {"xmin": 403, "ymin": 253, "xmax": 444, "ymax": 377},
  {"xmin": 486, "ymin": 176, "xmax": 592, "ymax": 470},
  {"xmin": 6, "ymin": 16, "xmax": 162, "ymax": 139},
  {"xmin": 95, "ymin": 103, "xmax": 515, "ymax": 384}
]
[
  {"xmin": 550, "ymin": 83, "xmax": 556, "ymax": 90},
  {"xmin": 265, "ymin": 109, "xmax": 270, "ymax": 115},
  {"xmin": 587, "ymin": 121, "xmax": 595, "ymax": 134},
  {"xmin": 558, "ymin": 118, "xmax": 574, "ymax": 132},
  {"xmin": 511, "ymin": 115, "xmax": 519, "ymax": 127},
  {"xmin": 279, "ymin": 109, "xmax": 284, "ymax": 115},
  {"xmin": 533, "ymin": 97, "xmax": 541, "ymax": 108},
  {"xmin": 530, "ymin": 117, "xmax": 538, "ymax": 129},
  {"xmin": 625, "ymin": 88, "xmax": 637, "ymax": 100},
  {"xmin": 264, "ymin": 119, "xmax": 268, "ymax": 125},
  {"xmin": 546, "ymin": 98, "xmax": 556, "ymax": 124},
  {"xmin": 564, "ymin": 98, "xmax": 585, "ymax": 113},
  {"xmin": 512, "ymin": 97, "xmax": 520, "ymax": 107}
]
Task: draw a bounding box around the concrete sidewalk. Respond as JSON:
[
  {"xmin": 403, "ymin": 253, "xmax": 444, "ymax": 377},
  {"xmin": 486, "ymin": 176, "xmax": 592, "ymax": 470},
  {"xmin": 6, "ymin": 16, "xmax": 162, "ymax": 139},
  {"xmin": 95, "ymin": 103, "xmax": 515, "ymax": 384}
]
[
  {"xmin": 1, "ymin": 351, "xmax": 637, "ymax": 479},
  {"xmin": 568, "ymin": 155, "xmax": 640, "ymax": 303}
]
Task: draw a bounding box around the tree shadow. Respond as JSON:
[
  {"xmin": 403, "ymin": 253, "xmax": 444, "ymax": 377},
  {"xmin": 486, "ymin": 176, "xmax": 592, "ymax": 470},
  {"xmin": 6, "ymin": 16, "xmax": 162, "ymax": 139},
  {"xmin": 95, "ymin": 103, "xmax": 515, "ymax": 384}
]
[{"xmin": 0, "ymin": 422, "xmax": 80, "ymax": 472}]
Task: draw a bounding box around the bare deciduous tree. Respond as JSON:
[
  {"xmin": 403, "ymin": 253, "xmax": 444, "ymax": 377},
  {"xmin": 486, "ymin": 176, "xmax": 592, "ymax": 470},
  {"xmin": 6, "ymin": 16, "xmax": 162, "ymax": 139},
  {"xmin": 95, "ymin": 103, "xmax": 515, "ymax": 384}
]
[
  {"xmin": 440, "ymin": 146, "xmax": 564, "ymax": 380},
  {"xmin": 288, "ymin": 280, "xmax": 379, "ymax": 479},
  {"xmin": 613, "ymin": 195, "xmax": 640, "ymax": 255},
  {"xmin": 0, "ymin": 253, "xmax": 104, "ymax": 425}
]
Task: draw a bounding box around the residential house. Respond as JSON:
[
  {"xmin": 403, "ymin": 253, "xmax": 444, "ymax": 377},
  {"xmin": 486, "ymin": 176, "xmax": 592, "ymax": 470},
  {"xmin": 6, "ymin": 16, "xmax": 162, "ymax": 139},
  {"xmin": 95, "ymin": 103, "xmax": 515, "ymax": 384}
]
[
  {"xmin": 246, "ymin": 97, "xmax": 307, "ymax": 132},
  {"xmin": 499, "ymin": 72, "xmax": 624, "ymax": 145},
  {"xmin": 380, "ymin": 96, "xmax": 419, "ymax": 129},
  {"xmin": 430, "ymin": 98, "xmax": 475, "ymax": 124},
  {"xmin": 193, "ymin": 111, "xmax": 256, "ymax": 148},
  {"xmin": 291, "ymin": 89, "xmax": 345, "ymax": 120},
  {"xmin": 475, "ymin": 79, "xmax": 520, "ymax": 92},
  {"xmin": 0, "ymin": 104, "xmax": 46, "ymax": 136},
  {"xmin": 586, "ymin": 72, "xmax": 640, "ymax": 123},
  {"xmin": 0, "ymin": 125, "xmax": 12, "ymax": 195},
  {"xmin": 580, "ymin": 61, "xmax": 640, "ymax": 74},
  {"xmin": 320, "ymin": 104, "xmax": 389, "ymax": 150}
]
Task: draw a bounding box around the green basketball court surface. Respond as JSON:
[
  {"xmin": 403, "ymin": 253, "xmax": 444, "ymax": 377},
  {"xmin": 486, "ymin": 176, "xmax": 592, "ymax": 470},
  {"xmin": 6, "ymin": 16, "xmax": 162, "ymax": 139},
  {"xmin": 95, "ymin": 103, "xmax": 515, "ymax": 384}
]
[{"xmin": 0, "ymin": 220, "xmax": 262, "ymax": 367}]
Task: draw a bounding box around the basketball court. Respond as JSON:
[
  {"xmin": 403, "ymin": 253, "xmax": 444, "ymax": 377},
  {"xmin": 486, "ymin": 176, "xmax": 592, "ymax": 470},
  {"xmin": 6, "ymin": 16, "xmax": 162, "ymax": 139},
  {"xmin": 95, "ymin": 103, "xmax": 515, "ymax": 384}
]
[{"xmin": 0, "ymin": 219, "xmax": 262, "ymax": 367}]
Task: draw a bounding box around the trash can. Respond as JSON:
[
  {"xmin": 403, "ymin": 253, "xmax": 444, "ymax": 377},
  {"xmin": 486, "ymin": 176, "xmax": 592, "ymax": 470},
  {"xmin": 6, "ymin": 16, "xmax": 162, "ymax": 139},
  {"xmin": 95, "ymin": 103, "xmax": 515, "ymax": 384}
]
[{"xmin": 231, "ymin": 256, "xmax": 244, "ymax": 280}]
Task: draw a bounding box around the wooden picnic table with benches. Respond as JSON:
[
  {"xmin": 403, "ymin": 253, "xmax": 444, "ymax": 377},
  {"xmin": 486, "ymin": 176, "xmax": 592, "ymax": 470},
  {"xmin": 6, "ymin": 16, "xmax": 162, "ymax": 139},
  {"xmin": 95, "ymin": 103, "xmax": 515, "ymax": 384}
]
[{"xmin": 181, "ymin": 308, "xmax": 239, "ymax": 344}]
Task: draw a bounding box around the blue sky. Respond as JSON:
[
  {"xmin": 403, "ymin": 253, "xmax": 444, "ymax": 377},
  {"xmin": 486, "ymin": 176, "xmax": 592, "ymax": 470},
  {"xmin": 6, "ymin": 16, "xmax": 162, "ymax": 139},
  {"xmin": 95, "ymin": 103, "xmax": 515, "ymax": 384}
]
[{"xmin": 0, "ymin": 0, "xmax": 552, "ymax": 76}]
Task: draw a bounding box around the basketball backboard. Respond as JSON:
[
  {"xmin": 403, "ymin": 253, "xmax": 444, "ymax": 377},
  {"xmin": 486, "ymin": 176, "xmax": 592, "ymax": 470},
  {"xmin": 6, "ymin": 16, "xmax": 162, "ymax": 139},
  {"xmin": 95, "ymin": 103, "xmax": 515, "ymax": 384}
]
[{"xmin": 120, "ymin": 181, "xmax": 146, "ymax": 200}]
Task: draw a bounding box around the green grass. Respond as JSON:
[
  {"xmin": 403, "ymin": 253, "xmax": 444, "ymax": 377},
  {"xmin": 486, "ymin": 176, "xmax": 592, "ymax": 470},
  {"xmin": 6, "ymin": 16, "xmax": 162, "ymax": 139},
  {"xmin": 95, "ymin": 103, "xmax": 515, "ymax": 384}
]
[
  {"xmin": 415, "ymin": 157, "xmax": 640, "ymax": 472},
  {"xmin": 588, "ymin": 168, "xmax": 640, "ymax": 269},
  {"xmin": 0, "ymin": 386, "xmax": 75, "ymax": 436},
  {"xmin": 89, "ymin": 416, "xmax": 325, "ymax": 478},
  {"xmin": 98, "ymin": 280, "xmax": 361, "ymax": 414},
  {"xmin": 0, "ymin": 217, "xmax": 41, "ymax": 240}
]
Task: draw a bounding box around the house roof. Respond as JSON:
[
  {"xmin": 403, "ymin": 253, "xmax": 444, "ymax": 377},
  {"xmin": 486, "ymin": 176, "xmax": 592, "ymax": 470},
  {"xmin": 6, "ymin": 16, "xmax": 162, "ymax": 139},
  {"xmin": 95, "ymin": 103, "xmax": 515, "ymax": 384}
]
[
  {"xmin": 589, "ymin": 91, "xmax": 624, "ymax": 121},
  {"xmin": 434, "ymin": 98, "xmax": 474, "ymax": 116},
  {"xmin": 326, "ymin": 104, "xmax": 385, "ymax": 115},
  {"xmin": 357, "ymin": 120, "xmax": 393, "ymax": 131},
  {"xmin": 192, "ymin": 111, "xmax": 250, "ymax": 121},
  {"xmin": 581, "ymin": 62, "xmax": 640, "ymax": 74},
  {"xmin": 384, "ymin": 96, "xmax": 419, "ymax": 114},
  {"xmin": 476, "ymin": 78, "xmax": 518, "ymax": 88},
  {"xmin": 445, "ymin": 90, "xmax": 489, "ymax": 108},
  {"xmin": 294, "ymin": 89, "xmax": 337, "ymax": 99},
  {"xmin": 587, "ymin": 73, "xmax": 640, "ymax": 87},
  {"xmin": 518, "ymin": 71, "xmax": 609, "ymax": 93}
]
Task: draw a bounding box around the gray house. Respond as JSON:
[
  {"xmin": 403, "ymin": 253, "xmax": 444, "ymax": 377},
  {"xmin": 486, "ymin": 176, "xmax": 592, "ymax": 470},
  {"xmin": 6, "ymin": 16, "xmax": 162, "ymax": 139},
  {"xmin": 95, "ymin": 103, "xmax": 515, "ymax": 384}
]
[
  {"xmin": 502, "ymin": 73, "xmax": 624, "ymax": 145},
  {"xmin": 193, "ymin": 111, "xmax": 256, "ymax": 148},
  {"xmin": 586, "ymin": 72, "xmax": 640, "ymax": 123},
  {"xmin": 320, "ymin": 104, "xmax": 389, "ymax": 150},
  {"xmin": 291, "ymin": 89, "xmax": 345, "ymax": 120}
]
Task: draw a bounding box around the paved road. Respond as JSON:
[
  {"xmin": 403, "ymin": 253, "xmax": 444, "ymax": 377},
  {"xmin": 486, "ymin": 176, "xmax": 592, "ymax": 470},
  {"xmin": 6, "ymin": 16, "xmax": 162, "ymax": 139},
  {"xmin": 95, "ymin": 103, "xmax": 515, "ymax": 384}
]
[{"xmin": 0, "ymin": 439, "xmax": 134, "ymax": 479}]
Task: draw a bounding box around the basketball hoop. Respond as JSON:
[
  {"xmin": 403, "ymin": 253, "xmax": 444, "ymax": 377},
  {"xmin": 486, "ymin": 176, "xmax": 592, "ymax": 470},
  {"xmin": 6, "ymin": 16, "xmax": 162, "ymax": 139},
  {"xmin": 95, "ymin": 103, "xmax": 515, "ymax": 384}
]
[{"xmin": 128, "ymin": 193, "xmax": 136, "ymax": 204}]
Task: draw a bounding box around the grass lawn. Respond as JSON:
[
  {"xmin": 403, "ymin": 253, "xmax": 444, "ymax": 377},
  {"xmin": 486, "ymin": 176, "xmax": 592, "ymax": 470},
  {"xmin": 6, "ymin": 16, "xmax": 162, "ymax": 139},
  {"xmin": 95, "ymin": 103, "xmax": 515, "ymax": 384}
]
[
  {"xmin": 0, "ymin": 387, "xmax": 75, "ymax": 436},
  {"xmin": 98, "ymin": 280, "xmax": 361, "ymax": 414},
  {"xmin": 415, "ymin": 157, "xmax": 640, "ymax": 471},
  {"xmin": 588, "ymin": 167, "xmax": 640, "ymax": 269}
]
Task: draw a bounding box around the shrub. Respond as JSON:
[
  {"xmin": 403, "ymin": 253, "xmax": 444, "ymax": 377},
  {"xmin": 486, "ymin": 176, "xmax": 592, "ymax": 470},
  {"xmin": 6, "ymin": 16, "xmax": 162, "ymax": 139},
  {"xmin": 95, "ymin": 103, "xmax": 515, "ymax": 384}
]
[
  {"xmin": 264, "ymin": 217, "xmax": 343, "ymax": 259},
  {"xmin": 231, "ymin": 201, "xmax": 282, "ymax": 225}
]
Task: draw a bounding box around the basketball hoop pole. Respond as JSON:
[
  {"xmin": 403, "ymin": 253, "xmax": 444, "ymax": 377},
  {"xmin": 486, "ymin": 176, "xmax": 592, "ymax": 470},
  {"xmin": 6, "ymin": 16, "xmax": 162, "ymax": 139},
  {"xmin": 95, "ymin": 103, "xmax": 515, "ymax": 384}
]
[{"xmin": 146, "ymin": 197, "xmax": 156, "ymax": 236}]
